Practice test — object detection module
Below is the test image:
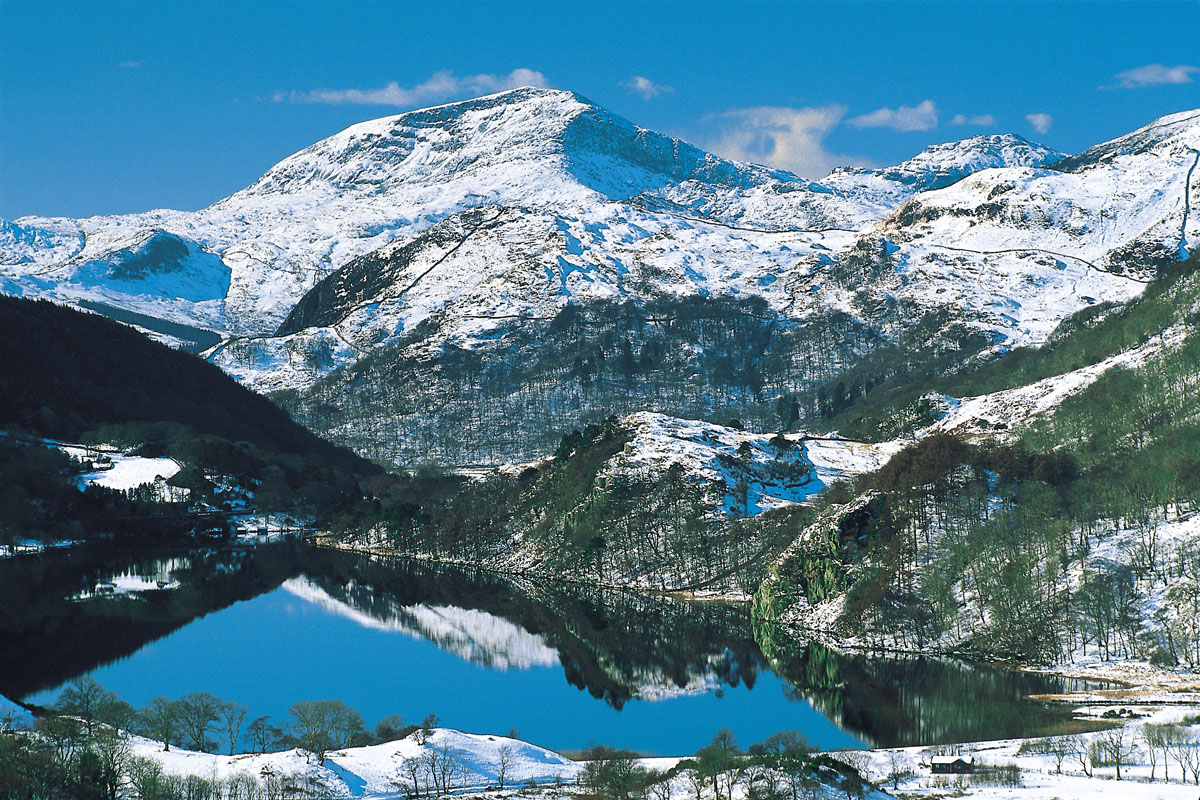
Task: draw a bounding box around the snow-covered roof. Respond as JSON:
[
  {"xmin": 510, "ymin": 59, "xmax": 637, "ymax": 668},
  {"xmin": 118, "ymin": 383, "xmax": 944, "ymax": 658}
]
[{"xmin": 930, "ymin": 755, "xmax": 974, "ymax": 764}]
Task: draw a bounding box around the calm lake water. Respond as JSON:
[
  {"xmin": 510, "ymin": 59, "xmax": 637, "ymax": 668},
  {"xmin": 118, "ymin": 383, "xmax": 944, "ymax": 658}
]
[{"xmin": 0, "ymin": 540, "xmax": 1095, "ymax": 755}]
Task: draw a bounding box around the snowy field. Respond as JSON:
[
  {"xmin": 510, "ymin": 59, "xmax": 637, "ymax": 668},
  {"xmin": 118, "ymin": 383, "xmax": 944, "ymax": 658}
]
[
  {"xmin": 95, "ymin": 718, "xmax": 1200, "ymax": 799},
  {"xmin": 78, "ymin": 454, "xmax": 182, "ymax": 492},
  {"xmin": 61, "ymin": 449, "xmax": 180, "ymax": 491},
  {"xmin": 860, "ymin": 706, "xmax": 1200, "ymax": 799},
  {"xmin": 128, "ymin": 727, "xmax": 583, "ymax": 796},
  {"xmin": 52, "ymin": 441, "xmax": 182, "ymax": 492}
]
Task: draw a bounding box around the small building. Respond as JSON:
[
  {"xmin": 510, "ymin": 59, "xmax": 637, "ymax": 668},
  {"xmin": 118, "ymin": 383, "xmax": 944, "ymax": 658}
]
[{"xmin": 930, "ymin": 756, "xmax": 974, "ymax": 775}]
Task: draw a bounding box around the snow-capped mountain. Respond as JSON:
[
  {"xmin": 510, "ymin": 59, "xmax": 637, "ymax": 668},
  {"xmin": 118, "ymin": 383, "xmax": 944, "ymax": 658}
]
[
  {"xmin": 1, "ymin": 89, "xmax": 1197, "ymax": 463},
  {"xmin": 0, "ymin": 90, "xmax": 1155, "ymax": 343},
  {"xmin": 880, "ymin": 108, "xmax": 1200, "ymax": 288},
  {"xmin": 640, "ymin": 132, "xmax": 1065, "ymax": 229},
  {"xmin": 1, "ymin": 88, "xmax": 800, "ymax": 335}
]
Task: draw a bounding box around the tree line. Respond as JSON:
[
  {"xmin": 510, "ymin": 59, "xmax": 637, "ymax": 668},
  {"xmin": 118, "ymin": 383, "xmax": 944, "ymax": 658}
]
[
  {"xmin": 279, "ymin": 277, "xmax": 991, "ymax": 468},
  {"xmin": 576, "ymin": 729, "xmax": 869, "ymax": 800},
  {"xmin": 0, "ymin": 676, "xmax": 448, "ymax": 798}
]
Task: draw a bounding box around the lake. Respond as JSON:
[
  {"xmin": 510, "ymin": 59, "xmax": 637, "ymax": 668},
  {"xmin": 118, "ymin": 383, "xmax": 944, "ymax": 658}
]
[{"xmin": 0, "ymin": 540, "xmax": 1097, "ymax": 755}]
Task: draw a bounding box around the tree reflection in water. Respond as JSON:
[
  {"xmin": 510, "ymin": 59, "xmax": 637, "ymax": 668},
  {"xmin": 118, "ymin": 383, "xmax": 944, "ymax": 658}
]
[{"xmin": 2, "ymin": 543, "xmax": 1097, "ymax": 748}]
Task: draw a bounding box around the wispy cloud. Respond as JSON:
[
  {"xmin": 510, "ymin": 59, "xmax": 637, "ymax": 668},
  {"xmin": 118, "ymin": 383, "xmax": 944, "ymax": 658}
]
[
  {"xmin": 949, "ymin": 113, "xmax": 996, "ymax": 127},
  {"xmin": 119, "ymin": 60, "xmax": 143, "ymax": 69},
  {"xmin": 621, "ymin": 75, "xmax": 673, "ymax": 100},
  {"xmin": 275, "ymin": 68, "xmax": 551, "ymax": 107},
  {"xmin": 1025, "ymin": 113, "xmax": 1053, "ymax": 135},
  {"xmin": 702, "ymin": 105, "xmax": 869, "ymax": 177},
  {"xmin": 1108, "ymin": 63, "xmax": 1200, "ymax": 89},
  {"xmin": 847, "ymin": 99, "xmax": 938, "ymax": 132}
]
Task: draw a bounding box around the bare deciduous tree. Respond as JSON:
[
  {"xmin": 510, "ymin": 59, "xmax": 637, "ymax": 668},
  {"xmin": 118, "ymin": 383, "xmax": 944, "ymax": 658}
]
[
  {"xmin": 884, "ymin": 750, "xmax": 911, "ymax": 790},
  {"xmin": 55, "ymin": 677, "xmax": 119, "ymax": 736},
  {"xmin": 247, "ymin": 715, "xmax": 278, "ymax": 754},
  {"xmin": 289, "ymin": 699, "xmax": 364, "ymax": 764},
  {"xmin": 137, "ymin": 697, "xmax": 180, "ymax": 752},
  {"xmin": 1096, "ymin": 727, "xmax": 1139, "ymax": 780},
  {"xmin": 219, "ymin": 700, "xmax": 248, "ymax": 755},
  {"xmin": 496, "ymin": 744, "xmax": 514, "ymax": 789},
  {"xmin": 175, "ymin": 692, "xmax": 221, "ymax": 752}
]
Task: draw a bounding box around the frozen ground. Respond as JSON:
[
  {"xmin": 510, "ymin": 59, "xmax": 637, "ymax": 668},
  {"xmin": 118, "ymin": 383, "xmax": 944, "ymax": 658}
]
[
  {"xmin": 52, "ymin": 441, "xmax": 181, "ymax": 491},
  {"xmin": 861, "ymin": 705, "xmax": 1200, "ymax": 800},
  {"xmin": 611, "ymin": 412, "xmax": 901, "ymax": 516},
  {"xmin": 82, "ymin": 716, "xmax": 1200, "ymax": 799},
  {"xmin": 128, "ymin": 727, "xmax": 583, "ymax": 796},
  {"xmin": 6, "ymin": 687, "xmax": 1192, "ymax": 799}
]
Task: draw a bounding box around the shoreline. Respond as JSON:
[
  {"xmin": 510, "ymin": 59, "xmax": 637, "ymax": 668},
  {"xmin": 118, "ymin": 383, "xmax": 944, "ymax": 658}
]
[{"xmin": 321, "ymin": 540, "xmax": 1200, "ymax": 716}]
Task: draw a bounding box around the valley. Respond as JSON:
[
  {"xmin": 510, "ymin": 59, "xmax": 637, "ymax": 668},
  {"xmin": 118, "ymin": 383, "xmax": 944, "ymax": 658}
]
[{"xmin": 3, "ymin": 86, "xmax": 1200, "ymax": 798}]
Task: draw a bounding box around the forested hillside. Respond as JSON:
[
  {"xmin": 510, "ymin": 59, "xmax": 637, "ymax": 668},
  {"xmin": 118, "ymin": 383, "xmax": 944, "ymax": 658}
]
[
  {"xmin": 339, "ymin": 416, "xmax": 790, "ymax": 593},
  {"xmin": 0, "ymin": 296, "xmax": 365, "ymax": 467},
  {"xmin": 279, "ymin": 282, "xmax": 988, "ymax": 466},
  {"xmin": 756, "ymin": 249, "xmax": 1200, "ymax": 666},
  {"xmin": 329, "ymin": 250, "xmax": 1200, "ymax": 672},
  {"xmin": 0, "ymin": 297, "xmax": 374, "ymax": 542}
]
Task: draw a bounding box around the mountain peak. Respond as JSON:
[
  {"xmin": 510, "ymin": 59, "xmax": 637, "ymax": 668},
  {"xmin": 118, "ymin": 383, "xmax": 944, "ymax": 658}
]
[
  {"xmin": 874, "ymin": 132, "xmax": 1064, "ymax": 190},
  {"xmin": 229, "ymin": 87, "xmax": 768, "ymax": 208}
]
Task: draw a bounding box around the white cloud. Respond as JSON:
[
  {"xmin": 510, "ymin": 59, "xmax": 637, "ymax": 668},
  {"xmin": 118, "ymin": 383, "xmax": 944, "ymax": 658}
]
[
  {"xmin": 1110, "ymin": 63, "xmax": 1200, "ymax": 89},
  {"xmin": 119, "ymin": 60, "xmax": 143, "ymax": 69},
  {"xmin": 847, "ymin": 99, "xmax": 938, "ymax": 132},
  {"xmin": 621, "ymin": 75, "xmax": 673, "ymax": 100},
  {"xmin": 702, "ymin": 105, "xmax": 869, "ymax": 177},
  {"xmin": 1025, "ymin": 113, "xmax": 1053, "ymax": 134},
  {"xmin": 275, "ymin": 68, "xmax": 551, "ymax": 107},
  {"xmin": 949, "ymin": 113, "xmax": 996, "ymax": 127}
]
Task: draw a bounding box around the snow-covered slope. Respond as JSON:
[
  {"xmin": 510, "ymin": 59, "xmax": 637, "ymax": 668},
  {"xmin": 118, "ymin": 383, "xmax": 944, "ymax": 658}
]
[
  {"xmin": 131, "ymin": 728, "xmax": 582, "ymax": 796},
  {"xmin": 1, "ymin": 88, "xmax": 789, "ymax": 336},
  {"xmin": 923, "ymin": 324, "xmax": 1187, "ymax": 439},
  {"xmin": 642, "ymin": 133, "xmax": 1064, "ymax": 230},
  {"xmin": 876, "ymin": 110, "xmax": 1200, "ymax": 343},
  {"xmin": 608, "ymin": 413, "xmax": 900, "ymax": 516}
]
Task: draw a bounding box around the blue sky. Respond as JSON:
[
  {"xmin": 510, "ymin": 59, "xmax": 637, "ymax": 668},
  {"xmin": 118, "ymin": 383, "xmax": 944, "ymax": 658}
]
[{"xmin": 2, "ymin": 0, "xmax": 1198, "ymax": 219}]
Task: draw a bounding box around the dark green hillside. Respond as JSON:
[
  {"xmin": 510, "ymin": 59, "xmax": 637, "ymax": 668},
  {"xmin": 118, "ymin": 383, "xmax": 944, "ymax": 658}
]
[
  {"xmin": 831, "ymin": 248, "xmax": 1200, "ymax": 441},
  {"xmin": 280, "ymin": 288, "xmax": 990, "ymax": 466},
  {"xmin": 0, "ymin": 296, "xmax": 370, "ymax": 472},
  {"xmin": 343, "ymin": 417, "xmax": 810, "ymax": 593},
  {"xmin": 0, "ymin": 297, "xmax": 376, "ymax": 542}
]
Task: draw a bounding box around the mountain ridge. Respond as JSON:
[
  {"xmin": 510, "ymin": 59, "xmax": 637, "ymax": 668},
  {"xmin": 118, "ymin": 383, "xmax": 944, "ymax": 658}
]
[{"xmin": 1, "ymin": 92, "xmax": 1197, "ymax": 464}]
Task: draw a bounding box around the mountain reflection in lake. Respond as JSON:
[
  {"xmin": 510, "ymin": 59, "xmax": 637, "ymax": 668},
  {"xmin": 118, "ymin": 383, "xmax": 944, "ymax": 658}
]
[{"xmin": 1, "ymin": 543, "xmax": 1094, "ymax": 754}]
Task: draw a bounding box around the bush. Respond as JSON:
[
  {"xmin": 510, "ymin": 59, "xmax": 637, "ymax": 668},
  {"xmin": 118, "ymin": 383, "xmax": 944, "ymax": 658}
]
[{"xmin": 973, "ymin": 762, "xmax": 1021, "ymax": 787}]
